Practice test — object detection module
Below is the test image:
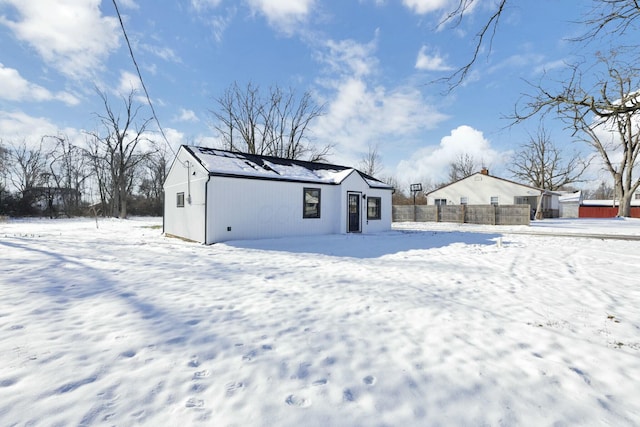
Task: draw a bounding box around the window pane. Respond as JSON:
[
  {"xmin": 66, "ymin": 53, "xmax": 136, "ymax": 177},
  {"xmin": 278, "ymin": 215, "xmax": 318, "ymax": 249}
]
[
  {"xmin": 303, "ymin": 188, "xmax": 321, "ymax": 218},
  {"xmin": 177, "ymin": 192, "xmax": 185, "ymax": 207},
  {"xmin": 367, "ymin": 197, "xmax": 381, "ymax": 220}
]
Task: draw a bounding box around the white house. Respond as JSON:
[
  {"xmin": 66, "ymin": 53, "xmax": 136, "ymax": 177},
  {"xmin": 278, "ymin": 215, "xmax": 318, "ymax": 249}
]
[
  {"xmin": 558, "ymin": 191, "xmax": 582, "ymax": 218},
  {"xmin": 425, "ymin": 168, "xmax": 560, "ymax": 217},
  {"xmin": 163, "ymin": 146, "xmax": 393, "ymax": 244}
]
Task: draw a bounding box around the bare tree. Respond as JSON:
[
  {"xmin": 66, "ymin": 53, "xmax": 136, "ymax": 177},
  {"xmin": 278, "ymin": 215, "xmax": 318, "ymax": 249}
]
[
  {"xmin": 5, "ymin": 140, "xmax": 49, "ymax": 215},
  {"xmin": 7, "ymin": 140, "xmax": 47, "ymax": 194},
  {"xmin": 441, "ymin": 0, "xmax": 640, "ymax": 89},
  {"xmin": 86, "ymin": 88, "xmax": 155, "ymax": 218},
  {"xmin": 44, "ymin": 135, "xmax": 91, "ymax": 216},
  {"xmin": 0, "ymin": 141, "xmax": 8, "ymax": 192},
  {"xmin": 135, "ymin": 148, "xmax": 169, "ymax": 215},
  {"xmin": 585, "ymin": 180, "xmax": 615, "ymax": 199},
  {"xmin": 508, "ymin": 127, "xmax": 590, "ymax": 191},
  {"xmin": 447, "ymin": 153, "xmax": 478, "ymax": 183},
  {"xmin": 358, "ymin": 143, "xmax": 383, "ymax": 177},
  {"xmin": 514, "ymin": 59, "xmax": 640, "ymax": 216},
  {"xmin": 210, "ymin": 82, "xmax": 328, "ymax": 160}
]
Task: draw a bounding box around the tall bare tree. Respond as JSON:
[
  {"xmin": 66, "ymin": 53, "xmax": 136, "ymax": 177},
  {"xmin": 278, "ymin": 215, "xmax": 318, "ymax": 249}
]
[
  {"xmin": 44, "ymin": 135, "xmax": 91, "ymax": 216},
  {"xmin": 508, "ymin": 127, "xmax": 590, "ymax": 191},
  {"xmin": 0, "ymin": 141, "xmax": 8, "ymax": 193},
  {"xmin": 136, "ymin": 148, "xmax": 169, "ymax": 215},
  {"xmin": 358, "ymin": 143, "xmax": 383, "ymax": 177},
  {"xmin": 7, "ymin": 140, "xmax": 47, "ymax": 194},
  {"xmin": 441, "ymin": 0, "xmax": 640, "ymax": 89},
  {"xmin": 5, "ymin": 140, "xmax": 49, "ymax": 215},
  {"xmin": 514, "ymin": 59, "xmax": 640, "ymax": 216},
  {"xmin": 210, "ymin": 82, "xmax": 328, "ymax": 160},
  {"xmin": 447, "ymin": 153, "xmax": 478, "ymax": 183},
  {"xmin": 86, "ymin": 88, "xmax": 154, "ymax": 218}
]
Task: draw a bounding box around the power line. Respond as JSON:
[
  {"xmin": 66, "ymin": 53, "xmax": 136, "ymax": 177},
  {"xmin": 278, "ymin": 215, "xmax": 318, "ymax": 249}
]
[{"xmin": 111, "ymin": 0, "xmax": 181, "ymax": 161}]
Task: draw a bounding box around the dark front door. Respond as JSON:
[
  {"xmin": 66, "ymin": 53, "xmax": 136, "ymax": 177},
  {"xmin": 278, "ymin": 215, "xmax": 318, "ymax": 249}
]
[{"xmin": 348, "ymin": 193, "xmax": 361, "ymax": 232}]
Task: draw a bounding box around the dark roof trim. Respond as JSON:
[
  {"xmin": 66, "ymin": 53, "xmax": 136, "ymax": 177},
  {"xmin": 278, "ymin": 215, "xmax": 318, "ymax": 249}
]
[
  {"xmin": 183, "ymin": 145, "xmax": 392, "ymax": 189},
  {"xmin": 209, "ymin": 171, "xmax": 341, "ymax": 186}
]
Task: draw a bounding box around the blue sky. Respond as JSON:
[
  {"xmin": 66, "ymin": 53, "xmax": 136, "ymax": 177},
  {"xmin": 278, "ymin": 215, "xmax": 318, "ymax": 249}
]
[{"xmin": 0, "ymin": 0, "xmax": 603, "ymax": 190}]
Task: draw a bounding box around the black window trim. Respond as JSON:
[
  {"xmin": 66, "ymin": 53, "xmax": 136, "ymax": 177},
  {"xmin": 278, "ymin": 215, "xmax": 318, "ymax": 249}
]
[
  {"xmin": 177, "ymin": 192, "xmax": 185, "ymax": 208},
  {"xmin": 303, "ymin": 187, "xmax": 321, "ymax": 218},
  {"xmin": 367, "ymin": 196, "xmax": 382, "ymax": 220}
]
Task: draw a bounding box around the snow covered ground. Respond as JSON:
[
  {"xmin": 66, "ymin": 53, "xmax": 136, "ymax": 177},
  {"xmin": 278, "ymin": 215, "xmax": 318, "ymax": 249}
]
[{"xmin": 1, "ymin": 217, "xmax": 639, "ymax": 426}]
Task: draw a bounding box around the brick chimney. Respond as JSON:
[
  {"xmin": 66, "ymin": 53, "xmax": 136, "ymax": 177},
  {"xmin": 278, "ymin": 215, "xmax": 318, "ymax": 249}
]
[{"xmin": 480, "ymin": 167, "xmax": 489, "ymax": 175}]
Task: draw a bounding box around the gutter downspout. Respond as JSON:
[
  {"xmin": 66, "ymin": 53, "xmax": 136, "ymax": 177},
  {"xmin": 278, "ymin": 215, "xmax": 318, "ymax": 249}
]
[{"xmin": 204, "ymin": 174, "xmax": 212, "ymax": 244}]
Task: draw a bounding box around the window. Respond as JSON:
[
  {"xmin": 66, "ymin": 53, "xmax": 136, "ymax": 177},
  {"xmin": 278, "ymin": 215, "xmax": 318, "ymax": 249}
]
[
  {"xmin": 490, "ymin": 196, "xmax": 499, "ymax": 205},
  {"xmin": 367, "ymin": 197, "xmax": 381, "ymax": 220},
  {"xmin": 435, "ymin": 199, "xmax": 447, "ymax": 206},
  {"xmin": 177, "ymin": 192, "xmax": 185, "ymax": 207},
  {"xmin": 460, "ymin": 197, "xmax": 468, "ymax": 205},
  {"xmin": 303, "ymin": 188, "xmax": 321, "ymax": 218},
  {"xmin": 635, "ymin": 192, "xmax": 640, "ymax": 200}
]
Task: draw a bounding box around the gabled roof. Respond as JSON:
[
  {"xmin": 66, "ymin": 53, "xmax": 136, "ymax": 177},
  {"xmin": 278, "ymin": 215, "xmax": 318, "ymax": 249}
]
[
  {"xmin": 425, "ymin": 171, "xmax": 561, "ymax": 196},
  {"xmin": 182, "ymin": 145, "xmax": 392, "ymax": 189}
]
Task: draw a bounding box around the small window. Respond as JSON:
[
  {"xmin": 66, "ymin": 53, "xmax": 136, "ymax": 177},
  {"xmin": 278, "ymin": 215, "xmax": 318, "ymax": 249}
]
[
  {"xmin": 367, "ymin": 197, "xmax": 381, "ymax": 220},
  {"xmin": 490, "ymin": 196, "xmax": 499, "ymax": 205},
  {"xmin": 435, "ymin": 199, "xmax": 447, "ymax": 206},
  {"xmin": 635, "ymin": 192, "xmax": 640, "ymax": 200},
  {"xmin": 177, "ymin": 192, "xmax": 185, "ymax": 207},
  {"xmin": 303, "ymin": 188, "xmax": 321, "ymax": 218},
  {"xmin": 460, "ymin": 197, "xmax": 468, "ymax": 205}
]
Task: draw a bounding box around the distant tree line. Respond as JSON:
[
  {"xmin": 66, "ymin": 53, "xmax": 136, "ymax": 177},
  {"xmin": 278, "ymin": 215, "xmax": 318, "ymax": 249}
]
[{"xmin": 0, "ymin": 89, "xmax": 166, "ymax": 218}]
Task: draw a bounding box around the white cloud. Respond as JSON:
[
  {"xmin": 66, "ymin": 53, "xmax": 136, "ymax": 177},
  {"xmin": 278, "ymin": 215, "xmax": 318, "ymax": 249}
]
[
  {"xmin": 117, "ymin": 71, "xmax": 142, "ymax": 95},
  {"xmin": 312, "ymin": 37, "xmax": 448, "ymax": 166},
  {"xmin": 246, "ymin": 0, "xmax": 315, "ymax": 33},
  {"xmin": 191, "ymin": 0, "xmax": 223, "ymax": 11},
  {"xmin": 118, "ymin": 0, "xmax": 139, "ymax": 9},
  {"xmin": 415, "ymin": 45, "xmax": 454, "ymax": 71},
  {"xmin": 0, "ymin": 111, "xmax": 80, "ymax": 146},
  {"xmin": 0, "ymin": 0, "xmax": 120, "ymax": 80},
  {"xmin": 0, "ymin": 64, "xmax": 79, "ymax": 105},
  {"xmin": 395, "ymin": 125, "xmax": 508, "ymax": 187},
  {"xmin": 139, "ymin": 44, "xmax": 181, "ymax": 63},
  {"xmin": 174, "ymin": 109, "xmax": 199, "ymax": 123},
  {"xmin": 402, "ymin": 0, "xmax": 454, "ymax": 15},
  {"xmin": 318, "ymin": 38, "xmax": 379, "ymax": 78}
]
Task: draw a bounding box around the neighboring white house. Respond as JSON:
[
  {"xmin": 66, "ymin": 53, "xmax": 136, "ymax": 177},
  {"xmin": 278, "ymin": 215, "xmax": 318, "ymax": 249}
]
[
  {"xmin": 558, "ymin": 191, "xmax": 582, "ymax": 218},
  {"xmin": 163, "ymin": 146, "xmax": 393, "ymax": 244},
  {"xmin": 425, "ymin": 168, "xmax": 560, "ymax": 217}
]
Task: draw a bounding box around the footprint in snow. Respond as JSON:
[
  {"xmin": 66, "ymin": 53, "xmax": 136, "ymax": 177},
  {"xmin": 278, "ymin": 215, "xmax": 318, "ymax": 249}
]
[
  {"xmin": 226, "ymin": 381, "xmax": 245, "ymax": 396},
  {"xmin": 192, "ymin": 370, "xmax": 211, "ymax": 380},
  {"xmin": 188, "ymin": 356, "xmax": 200, "ymax": 368},
  {"xmin": 186, "ymin": 397, "xmax": 204, "ymax": 408},
  {"xmin": 342, "ymin": 388, "xmax": 356, "ymax": 402},
  {"xmin": 120, "ymin": 350, "xmax": 136, "ymax": 358},
  {"xmin": 363, "ymin": 375, "xmax": 376, "ymax": 385},
  {"xmin": 285, "ymin": 394, "xmax": 311, "ymax": 408}
]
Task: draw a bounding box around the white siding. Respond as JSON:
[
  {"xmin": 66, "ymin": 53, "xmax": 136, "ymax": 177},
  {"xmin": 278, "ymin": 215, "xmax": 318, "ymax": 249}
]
[
  {"xmin": 339, "ymin": 173, "xmax": 392, "ymax": 234},
  {"xmin": 427, "ymin": 174, "xmax": 541, "ymax": 206},
  {"xmin": 206, "ymin": 177, "xmax": 342, "ymax": 243},
  {"xmin": 163, "ymin": 149, "xmax": 208, "ymax": 242}
]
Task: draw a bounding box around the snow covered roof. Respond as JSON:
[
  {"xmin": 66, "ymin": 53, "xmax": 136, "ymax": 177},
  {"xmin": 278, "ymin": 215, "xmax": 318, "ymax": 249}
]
[
  {"xmin": 184, "ymin": 145, "xmax": 392, "ymax": 188},
  {"xmin": 582, "ymin": 198, "xmax": 640, "ymax": 206},
  {"xmin": 425, "ymin": 171, "xmax": 561, "ymax": 196},
  {"xmin": 558, "ymin": 191, "xmax": 582, "ymax": 203}
]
